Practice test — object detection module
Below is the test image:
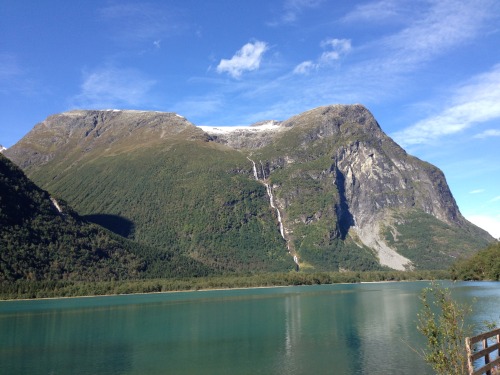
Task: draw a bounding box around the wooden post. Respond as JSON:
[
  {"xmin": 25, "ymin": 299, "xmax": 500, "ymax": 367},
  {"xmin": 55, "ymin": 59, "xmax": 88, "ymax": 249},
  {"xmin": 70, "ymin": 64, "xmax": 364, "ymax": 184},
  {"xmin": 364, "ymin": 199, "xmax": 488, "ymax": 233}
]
[
  {"xmin": 483, "ymin": 337, "xmax": 491, "ymax": 375},
  {"xmin": 466, "ymin": 336, "xmax": 475, "ymax": 375},
  {"xmin": 497, "ymin": 331, "xmax": 500, "ymax": 358}
]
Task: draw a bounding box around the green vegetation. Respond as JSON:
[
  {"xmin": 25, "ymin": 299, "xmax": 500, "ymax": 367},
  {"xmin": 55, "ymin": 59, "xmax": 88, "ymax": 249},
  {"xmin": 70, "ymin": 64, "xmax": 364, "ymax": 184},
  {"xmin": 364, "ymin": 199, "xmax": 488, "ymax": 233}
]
[
  {"xmin": 0, "ymin": 154, "xmax": 211, "ymax": 281},
  {"xmin": 451, "ymin": 241, "xmax": 500, "ymax": 281},
  {"xmin": 417, "ymin": 284, "xmax": 472, "ymax": 375},
  {"xmin": 27, "ymin": 141, "xmax": 296, "ymax": 273},
  {"xmin": 382, "ymin": 210, "xmax": 491, "ymax": 269},
  {"xmin": 0, "ymin": 270, "xmax": 449, "ymax": 300}
]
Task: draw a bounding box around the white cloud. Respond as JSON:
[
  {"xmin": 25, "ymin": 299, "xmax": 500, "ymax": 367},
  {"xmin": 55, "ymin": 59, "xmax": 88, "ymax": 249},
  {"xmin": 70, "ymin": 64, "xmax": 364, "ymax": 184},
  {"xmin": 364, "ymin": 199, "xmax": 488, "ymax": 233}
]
[
  {"xmin": 72, "ymin": 66, "xmax": 156, "ymax": 108},
  {"xmin": 469, "ymin": 189, "xmax": 485, "ymax": 194},
  {"xmin": 474, "ymin": 129, "xmax": 500, "ymax": 139},
  {"xmin": 491, "ymin": 196, "xmax": 500, "ymax": 202},
  {"xmin": 466, "ymin": 215, "xmax": 500, "ymax": 238},
  {"xmin": 293, "ymin": 61, "xmax": 316, "ymax": 75},
  {"xmin": 392, "ymin": 64, "xmax": 500, "ymax": 146},
  {"xmin": 217, "ymin": 41, "xmax": 268, "ymax": 79},
  {"xmin": 319, "ymin": 38, "xmax": 351, "ymax": 64},
  {"xmin": 294, "ymin": 38, "xmax": 351, "ymax": 75}
]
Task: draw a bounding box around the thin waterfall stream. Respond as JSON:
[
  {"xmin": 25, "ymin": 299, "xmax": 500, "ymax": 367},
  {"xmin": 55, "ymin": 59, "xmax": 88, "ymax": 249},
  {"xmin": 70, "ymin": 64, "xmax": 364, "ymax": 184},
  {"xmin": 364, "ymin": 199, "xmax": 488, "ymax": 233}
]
[{"xmin": 247, "ymin": 157, "xmax": 299, "ymax": 268}]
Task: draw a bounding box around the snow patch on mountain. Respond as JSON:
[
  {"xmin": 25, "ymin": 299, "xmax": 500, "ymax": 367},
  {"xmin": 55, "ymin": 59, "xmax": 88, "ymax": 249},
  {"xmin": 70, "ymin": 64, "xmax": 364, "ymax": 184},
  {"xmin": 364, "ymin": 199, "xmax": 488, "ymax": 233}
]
[{"xmin": 199, "ymin": 121, "xmax": 281, "ymax": 134}]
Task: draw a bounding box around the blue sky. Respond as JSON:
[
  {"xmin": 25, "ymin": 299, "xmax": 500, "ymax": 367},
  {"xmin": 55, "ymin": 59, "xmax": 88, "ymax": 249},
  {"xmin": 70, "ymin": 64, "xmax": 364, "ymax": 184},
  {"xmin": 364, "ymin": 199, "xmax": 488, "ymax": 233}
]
[{"xmin": 1, "ymin": 0, "xmax": 499, "ymax": 238}]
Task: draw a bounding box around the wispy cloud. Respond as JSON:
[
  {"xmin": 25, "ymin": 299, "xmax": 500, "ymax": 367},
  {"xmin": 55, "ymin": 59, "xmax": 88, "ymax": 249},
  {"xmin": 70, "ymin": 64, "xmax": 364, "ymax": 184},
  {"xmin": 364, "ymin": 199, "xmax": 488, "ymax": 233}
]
[
  {"xmin": 71, "ymin": 65, "xmax": 156, "ymax": 109},
  {"xmin": 474, "ymin": 129, "xmax": 500, "ymax": 139},
  {"xmin": 469, "ymin": 189, "xmax": 485, "ymax": 194},
  {"xmin": 294, "ymin": 38, "xmax": 351, "ymax": 74},
  {"xmin": 491, "ymin": 196, "xmax": 500, "ymax": 202},
  {"xmin": 99, "ymin": 3, "xmax": 183, "ymax": 44},
  {"xmin": 0, "ymin": 54, "xmax": 22, "ymax": 81},
  {"xmin": 352, "ymin": 0, "xmax": 495, "ymax": 78},
  {"xmin": 271, "ymin": 0, "xmax": 324, "ymax": 24},
  {"xmin": 0, "ymin": 53, "xmax": 36, "ymax": 96},
  {"xmin": 320, "ymin": 38, "xmax": 352, "ymax": 64},
  {"xmin": 217, "ymin": 41, "xmax": 268, "ymax": 79},
  {"xmin": 293, "ymin": 61, "xmax": 315, "ymax": 75},
  {"xmin": 173, "ymin": 94, "xmax": 224, "ymax": 119},
  {"xmin": 283, "ymin": 0, "xmax": 496, "ymax": 111},
  {"xmin": 342, "ymin": 0, "xmax": 412, "ymax": 23},
  {"xmin": 392, "ymin": 64, "xmax": 500, "ymax": 146}
]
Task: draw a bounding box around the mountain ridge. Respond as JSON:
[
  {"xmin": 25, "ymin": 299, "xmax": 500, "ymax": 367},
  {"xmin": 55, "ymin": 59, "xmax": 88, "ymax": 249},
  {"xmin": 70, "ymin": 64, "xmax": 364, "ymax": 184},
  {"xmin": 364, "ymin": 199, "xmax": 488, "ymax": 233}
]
[{"xmin": 4, "ymin": 104, "xmax": 493, "ymax": 273}]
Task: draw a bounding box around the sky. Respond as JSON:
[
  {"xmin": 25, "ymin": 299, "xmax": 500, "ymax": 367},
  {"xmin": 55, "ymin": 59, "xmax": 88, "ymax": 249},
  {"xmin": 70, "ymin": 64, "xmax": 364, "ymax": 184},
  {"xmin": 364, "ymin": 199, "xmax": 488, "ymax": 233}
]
[{"xmin": 1, "ymin": 0, "xmax": 499, "ymax": 238}]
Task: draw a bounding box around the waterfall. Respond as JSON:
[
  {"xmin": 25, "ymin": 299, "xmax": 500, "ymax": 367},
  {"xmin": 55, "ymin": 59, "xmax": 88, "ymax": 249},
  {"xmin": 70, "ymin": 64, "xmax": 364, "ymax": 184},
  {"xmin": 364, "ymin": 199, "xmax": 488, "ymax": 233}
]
[
  {"xmin": 248, "ymin": 157, "xmax": 298, "ymax": 267},
  {"xmin": 247, "ymin": 157, "xmax": 259, "ymax": 180},
  {"xmin": 259, "ymin": 161, "xmax": 266, "ymax": 180},
  {"xmin": 265, "ymin": 183, "xmax": 285, "ymax": 239}
]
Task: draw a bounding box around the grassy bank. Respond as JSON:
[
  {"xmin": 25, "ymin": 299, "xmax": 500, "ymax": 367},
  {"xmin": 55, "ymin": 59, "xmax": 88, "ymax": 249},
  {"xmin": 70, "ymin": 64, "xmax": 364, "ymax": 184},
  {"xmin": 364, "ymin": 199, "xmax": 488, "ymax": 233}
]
[{"xmin": 0, "ymin": 270, "xmax": 450, "ymax": 300}]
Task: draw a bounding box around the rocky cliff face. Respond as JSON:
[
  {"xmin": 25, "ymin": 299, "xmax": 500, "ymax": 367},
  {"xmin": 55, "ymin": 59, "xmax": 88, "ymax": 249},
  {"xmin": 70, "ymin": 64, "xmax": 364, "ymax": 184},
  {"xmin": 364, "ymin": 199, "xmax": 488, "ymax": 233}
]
[
  {"xmin": 5, "ymin": 105, "xmax": 493, "ymax": 271},
  {"xmin": 199, "ymin": 104, "xmax": 492, "ymax": 270}
]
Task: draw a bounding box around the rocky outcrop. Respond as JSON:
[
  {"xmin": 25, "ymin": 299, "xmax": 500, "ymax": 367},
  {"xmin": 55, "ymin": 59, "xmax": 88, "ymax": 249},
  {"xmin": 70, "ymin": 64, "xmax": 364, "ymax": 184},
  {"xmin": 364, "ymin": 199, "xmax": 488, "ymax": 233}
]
[{"xmin": 5, "ymin": 109, "xmax": 206, "ymax": 170}]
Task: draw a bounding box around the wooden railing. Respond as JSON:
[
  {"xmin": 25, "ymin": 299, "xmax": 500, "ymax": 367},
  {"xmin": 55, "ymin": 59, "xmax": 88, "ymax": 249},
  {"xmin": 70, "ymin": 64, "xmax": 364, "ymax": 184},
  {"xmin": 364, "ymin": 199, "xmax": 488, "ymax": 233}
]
[{"xmin": 466, "ymin": 328, "xmax": 500, "ymax": 375}]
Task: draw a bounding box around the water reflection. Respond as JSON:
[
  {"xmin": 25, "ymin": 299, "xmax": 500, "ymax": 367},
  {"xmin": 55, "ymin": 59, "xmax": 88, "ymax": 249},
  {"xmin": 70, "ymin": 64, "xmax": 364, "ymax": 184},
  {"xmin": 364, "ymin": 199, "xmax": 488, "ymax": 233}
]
[
  {"xmin": 275, "ymin": 285, "xmax": 434, "ymax": 374},
  {"xmin": 283, "ymin": 294, "xmax": 302, "ymax": 372},
  {"xmin": 3, "ymin": 307, "xmax": 133, "ymax": 375}
]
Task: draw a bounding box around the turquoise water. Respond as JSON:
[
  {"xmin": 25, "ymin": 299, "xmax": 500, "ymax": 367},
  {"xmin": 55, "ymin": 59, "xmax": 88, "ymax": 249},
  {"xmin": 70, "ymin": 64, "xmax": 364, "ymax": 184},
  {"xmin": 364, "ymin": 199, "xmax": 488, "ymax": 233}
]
[{"xmin": 0, "ymin": 281, "xmax": 499, "ymax": 374}]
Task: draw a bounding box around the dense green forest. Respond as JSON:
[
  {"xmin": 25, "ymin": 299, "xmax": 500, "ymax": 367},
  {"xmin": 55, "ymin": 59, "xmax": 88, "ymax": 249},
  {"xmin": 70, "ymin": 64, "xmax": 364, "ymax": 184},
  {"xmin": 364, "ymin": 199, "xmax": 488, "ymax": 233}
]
[
  {"xmin": 451, "ymin": 241, "xmax": 500, "ymax": 281},
  {"xmin": 0, "ymin": 154, "xmax": 211, "ymax": 281},
  {"xmin": 27, "ymin": 141, "xmax": 297, "ymax": 273}
]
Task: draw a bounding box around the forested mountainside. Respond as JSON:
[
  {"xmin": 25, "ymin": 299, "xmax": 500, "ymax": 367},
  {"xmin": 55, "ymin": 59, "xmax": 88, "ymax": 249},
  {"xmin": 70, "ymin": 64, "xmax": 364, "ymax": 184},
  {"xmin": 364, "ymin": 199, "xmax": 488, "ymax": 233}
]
[
  {"xmin": 0, "ymin": 154, "xmax": 212, "ymax": 281},
  {"xmin": 4, "ymin": 105, "xmax": 493, "ymax": 273}
]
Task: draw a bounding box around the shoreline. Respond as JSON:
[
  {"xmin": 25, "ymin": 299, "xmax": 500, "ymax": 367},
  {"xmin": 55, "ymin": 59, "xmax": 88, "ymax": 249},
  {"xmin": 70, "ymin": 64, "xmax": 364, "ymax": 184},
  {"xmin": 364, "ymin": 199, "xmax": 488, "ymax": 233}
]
[{"xmin": 0, "ymin": 279, "xmax": 438, "ymax": 303}]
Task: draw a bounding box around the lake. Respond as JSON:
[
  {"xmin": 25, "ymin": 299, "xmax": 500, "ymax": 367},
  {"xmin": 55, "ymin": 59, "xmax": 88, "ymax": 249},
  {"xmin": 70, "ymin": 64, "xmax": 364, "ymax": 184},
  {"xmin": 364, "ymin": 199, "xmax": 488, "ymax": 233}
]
[{"xmin": 1, "ymin": 281, "xmax": 499, "ymax": 375}]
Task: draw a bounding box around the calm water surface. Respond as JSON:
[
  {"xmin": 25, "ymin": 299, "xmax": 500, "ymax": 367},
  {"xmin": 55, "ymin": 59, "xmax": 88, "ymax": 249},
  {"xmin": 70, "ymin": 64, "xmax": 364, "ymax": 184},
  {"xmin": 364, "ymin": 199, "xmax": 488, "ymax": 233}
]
[{"xmin": 1, "ymin": 281, "xmax": 499, "ymax": 375}]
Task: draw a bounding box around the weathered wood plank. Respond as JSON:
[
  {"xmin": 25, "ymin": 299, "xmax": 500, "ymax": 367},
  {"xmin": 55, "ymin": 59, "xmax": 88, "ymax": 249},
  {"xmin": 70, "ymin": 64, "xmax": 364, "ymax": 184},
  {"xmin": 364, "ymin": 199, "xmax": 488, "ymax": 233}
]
[
  {"xmin": 471, "ymin": 342, "xmax": 500, "ymax": 362},
  {"xmin": 471, "ymin": 356, "xmax": 500, "ymax": 375},
  {"xmin": 469, "ymin": 328, "xmax": 500, "ymax": 345}
]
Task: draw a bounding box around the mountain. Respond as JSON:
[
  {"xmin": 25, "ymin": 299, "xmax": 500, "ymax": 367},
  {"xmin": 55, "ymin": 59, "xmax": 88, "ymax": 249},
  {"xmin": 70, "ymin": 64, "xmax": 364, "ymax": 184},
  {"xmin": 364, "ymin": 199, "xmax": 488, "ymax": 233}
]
[
  {"xmin": 0, "ymin": 153, "xmax": 211, "ymax": 281},
  {"xmin": 0, "ymin": 145, "xmax": 6, "ymax": 153},
  {"xmin": 4, "ymin": 105, "xmax": 493, "ymax": 272}
]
